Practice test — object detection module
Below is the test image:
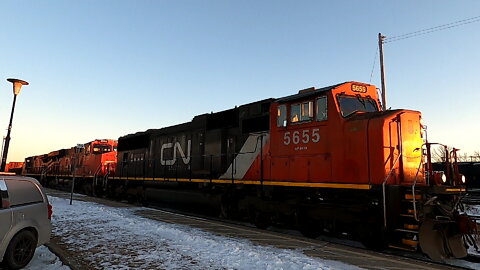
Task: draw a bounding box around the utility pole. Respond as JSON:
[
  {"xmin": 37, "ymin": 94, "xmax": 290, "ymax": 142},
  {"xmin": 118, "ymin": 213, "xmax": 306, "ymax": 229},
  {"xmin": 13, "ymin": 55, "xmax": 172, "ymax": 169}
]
[
  {"xmin": 378, "ymin": 33, "xmax": 387, "ymax": 111},
  {"xmin": 70, "ymin": 144, "xmax": 84, "ymax": 205}
]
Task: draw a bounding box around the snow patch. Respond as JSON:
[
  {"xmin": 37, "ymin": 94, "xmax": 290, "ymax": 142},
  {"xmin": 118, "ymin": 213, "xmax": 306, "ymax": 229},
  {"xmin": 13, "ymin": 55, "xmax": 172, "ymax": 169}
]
[
  {"xmin": 49, "ymin": 195, "xmax": 362, "ymax": 269},
  {"xmin": 24, "ymin": 245, "xmax": 70, "ymax": 270}
]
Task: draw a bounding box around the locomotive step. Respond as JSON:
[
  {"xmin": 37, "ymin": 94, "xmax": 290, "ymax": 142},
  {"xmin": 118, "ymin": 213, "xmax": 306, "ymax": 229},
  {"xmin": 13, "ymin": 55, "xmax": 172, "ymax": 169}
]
[
  {"xmin": 388, "ymin": 243, "xmax": 417, "ymax": 252},
  {"xmin": 402, "ymin": 238, "xmax": 418, "ymax": 246},
  {"xmin": 400, "ymin": 214, "xmax": 415, "ymax": 218},
  {"xmin": 403, "ymin": 224, "xmax": 419, "ymax": 230},
  {"xmin": 394, "ymin": 228, "xmax": 418, "ymax": 234},
  {"xmin": 401, "ymin": 199, "xmax": 421, "ymax": 203},
  {"xmin": 404, "ymin": 193, "xmax": 422, "ymax": 200},
  {"xmin": 406, "ymin": 209, "xmax": 417, "ymax": 214}
]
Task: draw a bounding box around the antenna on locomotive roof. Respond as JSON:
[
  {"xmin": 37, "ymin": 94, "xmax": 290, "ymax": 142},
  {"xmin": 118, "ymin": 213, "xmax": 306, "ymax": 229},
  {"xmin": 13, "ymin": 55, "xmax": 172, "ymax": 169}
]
[{"xmin": 378, "ymin": 33, "xmax": 387, "ymax": 111}]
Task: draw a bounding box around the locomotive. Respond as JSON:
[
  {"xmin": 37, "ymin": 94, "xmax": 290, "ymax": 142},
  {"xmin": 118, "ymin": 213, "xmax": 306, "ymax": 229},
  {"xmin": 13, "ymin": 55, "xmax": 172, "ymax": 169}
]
[
  {"xmin": 24, "ymin": 139, "xmax": 117, "ymax": 191},
  {"xmin": 4, "ymin": 162, "xmax": 24, "ymax": 174},
  {"xmin": 22, "ymin": 81, "xmax": 475, "ymax": 260},
  {"xmin": 433, "ymin": 161, "xmax": 480, "ymax": 189}
]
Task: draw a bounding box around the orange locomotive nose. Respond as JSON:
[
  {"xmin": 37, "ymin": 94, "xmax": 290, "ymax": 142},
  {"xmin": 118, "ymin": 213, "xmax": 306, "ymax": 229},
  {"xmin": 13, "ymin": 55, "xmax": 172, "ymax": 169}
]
[{"xmin": 366, "ymin": 110, "xmax": 424, "ymax": 186}]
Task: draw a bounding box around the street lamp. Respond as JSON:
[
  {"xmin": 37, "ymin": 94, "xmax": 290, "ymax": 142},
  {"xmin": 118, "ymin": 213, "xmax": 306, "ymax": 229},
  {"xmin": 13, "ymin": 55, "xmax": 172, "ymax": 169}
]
[{"xmin": 0, "ymin": 78, "xmax": 29, "ymax": 172}]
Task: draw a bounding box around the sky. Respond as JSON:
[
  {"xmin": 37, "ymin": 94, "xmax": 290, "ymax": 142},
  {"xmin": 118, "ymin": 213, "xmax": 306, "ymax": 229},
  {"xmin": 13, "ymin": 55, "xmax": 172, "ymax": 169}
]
[{"xmin": 0, "ymin": 0, "xmax": 479, "ymax": 162}]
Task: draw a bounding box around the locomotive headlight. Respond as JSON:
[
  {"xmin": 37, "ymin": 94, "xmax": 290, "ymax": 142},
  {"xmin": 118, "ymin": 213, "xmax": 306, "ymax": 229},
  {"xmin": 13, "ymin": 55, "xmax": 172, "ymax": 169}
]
[
  {"xmin": 461, "ymin": 174, "xmax": 466, "ymax": 184},
  {"xmin": 433, "ymin": 171, "xmax": 447, "ymax": 185}
]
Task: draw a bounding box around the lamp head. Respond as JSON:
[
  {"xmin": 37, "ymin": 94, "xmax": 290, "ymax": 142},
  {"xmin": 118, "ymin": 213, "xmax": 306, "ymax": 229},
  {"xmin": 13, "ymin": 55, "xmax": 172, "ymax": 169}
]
[{"xmin": 7, "ymin": 78, "xmax": 29, "ymax": 95}]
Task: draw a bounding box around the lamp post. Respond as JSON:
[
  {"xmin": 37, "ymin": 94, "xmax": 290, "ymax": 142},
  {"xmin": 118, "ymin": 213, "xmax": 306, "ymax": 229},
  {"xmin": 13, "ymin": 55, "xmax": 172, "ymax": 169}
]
[{"xmin": 0, "ymin": 78, "xmax": 29, "ymax": 172}]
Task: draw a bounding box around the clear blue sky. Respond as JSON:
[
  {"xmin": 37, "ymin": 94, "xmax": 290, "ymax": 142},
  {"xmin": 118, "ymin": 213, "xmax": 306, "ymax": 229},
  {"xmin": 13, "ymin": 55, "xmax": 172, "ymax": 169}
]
[{"xmin": 1, "ymin": 0, "xmax": 479, "ymax": 162}]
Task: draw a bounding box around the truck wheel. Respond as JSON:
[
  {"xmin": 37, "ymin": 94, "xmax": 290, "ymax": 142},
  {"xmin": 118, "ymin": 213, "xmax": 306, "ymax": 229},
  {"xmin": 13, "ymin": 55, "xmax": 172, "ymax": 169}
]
[{"xmin": 2, "ymin": 230, "xmax": 37, "ymax": 270}]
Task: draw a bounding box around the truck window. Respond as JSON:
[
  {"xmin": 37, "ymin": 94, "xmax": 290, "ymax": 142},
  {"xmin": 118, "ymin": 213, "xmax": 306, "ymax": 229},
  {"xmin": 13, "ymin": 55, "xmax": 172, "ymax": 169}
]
[
  {"xmin": 0, "ymin": 180, "xmax": 8, "ymax": 208},
  {"xmin": 6, "ymin": 180, "xmax": 43, "ymax": 207}
]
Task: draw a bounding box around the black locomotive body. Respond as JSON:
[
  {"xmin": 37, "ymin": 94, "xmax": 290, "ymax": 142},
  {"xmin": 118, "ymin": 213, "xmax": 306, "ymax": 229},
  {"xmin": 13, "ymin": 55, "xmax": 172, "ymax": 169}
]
[{"xmin": 116, "ymin": 98, "xmax": 272, "ymax": 181}]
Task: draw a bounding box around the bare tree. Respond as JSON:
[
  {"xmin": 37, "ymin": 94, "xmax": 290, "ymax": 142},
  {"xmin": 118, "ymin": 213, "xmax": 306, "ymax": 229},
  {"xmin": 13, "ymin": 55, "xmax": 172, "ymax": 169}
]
[
  {"xmin": 471, "ymin": 151, "xmax": 480, "ymax": 162},
  {"xmin": 431, "ymin": 146, "xmax": 480, "ymax": 163},
  {"xmin": 431, "ymin": 145, "xmax": 451, "ymax": 163},
  {"xmin": 457, "ymin": 152, "xmax": 469, "ymax": 162}
]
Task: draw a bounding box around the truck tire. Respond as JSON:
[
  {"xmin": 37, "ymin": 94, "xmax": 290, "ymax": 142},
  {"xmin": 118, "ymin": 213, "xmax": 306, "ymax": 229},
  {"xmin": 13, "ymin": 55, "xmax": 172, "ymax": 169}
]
[{"xmin": 2, "ymin": 230, "xmax": 37, "ymax": 270}]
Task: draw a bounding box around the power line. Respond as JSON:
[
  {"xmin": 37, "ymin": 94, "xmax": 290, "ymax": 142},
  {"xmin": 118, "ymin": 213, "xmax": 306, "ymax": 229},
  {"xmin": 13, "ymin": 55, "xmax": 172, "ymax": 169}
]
[
  {"xmin": 369, "ymin": 45, "xmax": 378, "ymax": 83},
  {"xmin": 384, "ymin": 15, "xmax": 480, "ymax": 43},
  {"xmin": 385, "ymin": 15, "xmax": 480, "ymax": 40}
]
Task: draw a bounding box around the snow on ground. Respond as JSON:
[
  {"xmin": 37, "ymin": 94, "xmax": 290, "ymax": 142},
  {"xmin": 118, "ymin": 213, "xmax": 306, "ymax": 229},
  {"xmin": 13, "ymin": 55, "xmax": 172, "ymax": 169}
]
[
  {"xmin": 24, "ymin": 246, "xmax": 70, "ymax": 270},
  {"xmin": 465, "ymin": 204, "xmax": 480, "ymax": 216},
  {"xmin": 48, "ymin": 196, "xmax": 362, "ymax": 270},
  {"xmin": 465, "ymin": 204, "xmax": 480, "ymax": 256}
]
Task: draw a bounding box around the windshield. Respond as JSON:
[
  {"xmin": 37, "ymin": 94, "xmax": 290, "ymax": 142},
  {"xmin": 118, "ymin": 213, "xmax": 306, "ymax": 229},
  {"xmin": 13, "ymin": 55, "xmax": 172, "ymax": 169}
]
[
  {"xmin": 338, "ymin": 95, "xmax": 378, "ymax": 117},
  {"xmin": 92, "ymin": 144, "xmax": 112, "ymax": 154}
]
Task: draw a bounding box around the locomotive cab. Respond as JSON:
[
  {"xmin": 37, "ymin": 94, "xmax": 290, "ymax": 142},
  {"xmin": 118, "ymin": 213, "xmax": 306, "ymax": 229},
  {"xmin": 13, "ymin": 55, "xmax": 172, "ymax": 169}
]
[
  {"xmin": 269, "ymin": 81, "xmax": 414, "ymax": 185},
  {"xmin": 268, "ymin": 82, "xmax": 472, "ymax": 259}
]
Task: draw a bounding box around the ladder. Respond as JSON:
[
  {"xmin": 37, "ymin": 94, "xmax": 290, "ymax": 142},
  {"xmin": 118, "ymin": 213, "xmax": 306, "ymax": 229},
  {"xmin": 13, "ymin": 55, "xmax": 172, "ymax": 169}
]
[{"xmin": 388, "ymin": 188, "xmax": 421, "ymax": 251}]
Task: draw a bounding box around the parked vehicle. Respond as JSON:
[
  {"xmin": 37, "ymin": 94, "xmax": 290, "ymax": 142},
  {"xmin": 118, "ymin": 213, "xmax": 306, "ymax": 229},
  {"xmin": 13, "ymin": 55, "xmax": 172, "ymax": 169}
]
[{"xmin": 0, "ymin": 173, "xmax": 52, "ymax": 269}]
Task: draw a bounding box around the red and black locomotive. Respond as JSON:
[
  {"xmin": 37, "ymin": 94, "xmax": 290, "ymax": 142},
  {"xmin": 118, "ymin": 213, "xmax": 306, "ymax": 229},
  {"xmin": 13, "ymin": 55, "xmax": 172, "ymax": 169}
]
[
  {"xmin": 24, "ymin": 139, "xmax": 117, "ymax": 191},
  {"xmin": 23, "ymin": 81, "xmax": 476, "ymax": 260}
]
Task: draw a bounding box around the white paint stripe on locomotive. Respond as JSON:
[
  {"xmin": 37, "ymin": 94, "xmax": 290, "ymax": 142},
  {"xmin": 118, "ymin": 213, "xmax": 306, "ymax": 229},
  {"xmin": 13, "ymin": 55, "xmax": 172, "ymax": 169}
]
[{"xmin": 219, "ymin": 133, "xmax": 269, "ymax": 180}]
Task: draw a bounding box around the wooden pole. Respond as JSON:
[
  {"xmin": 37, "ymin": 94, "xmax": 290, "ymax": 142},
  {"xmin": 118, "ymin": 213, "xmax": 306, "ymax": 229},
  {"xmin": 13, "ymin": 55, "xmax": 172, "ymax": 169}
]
[{"xmin": 378, "ymin": 33, "xmax": 387, "ymax": 111}]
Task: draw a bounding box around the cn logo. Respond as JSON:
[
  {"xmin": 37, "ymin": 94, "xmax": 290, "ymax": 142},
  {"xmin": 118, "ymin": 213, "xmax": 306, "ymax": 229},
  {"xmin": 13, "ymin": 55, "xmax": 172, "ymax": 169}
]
[{"xmin": 160, "ymin": 140, "xmax": 191, "ymax": 166}]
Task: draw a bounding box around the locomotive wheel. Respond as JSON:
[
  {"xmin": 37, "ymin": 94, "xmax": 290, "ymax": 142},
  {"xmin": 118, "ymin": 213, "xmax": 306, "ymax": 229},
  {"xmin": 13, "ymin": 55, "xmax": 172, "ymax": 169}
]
[
  {"xmin": 358, "ymin": 223, "xmax": 386, "ymax": 250},
  {"xmin": 82, "ymin": 183, "xmax": 93, "ymax": 196},
  {"xmin": 295, "ymin": 210, "xmax": 321, "ymax": 238},
  {"xmin": 252, "ymin": 211, "xmax": 270, "ymax": 229},
  {"xmin": 220, "ymin": 194, "xmax": 237, "ymax": 219},
  {"xmin": 138, "ymin": 189, "xmax": 149, "ymax": 206},
  {"xmin": 298, "ymin": 226, "xmax": 321, "ymax": 238},
  {"xmin": 219, "ymin": 201, "xmax": 230, "ymax": 219}
]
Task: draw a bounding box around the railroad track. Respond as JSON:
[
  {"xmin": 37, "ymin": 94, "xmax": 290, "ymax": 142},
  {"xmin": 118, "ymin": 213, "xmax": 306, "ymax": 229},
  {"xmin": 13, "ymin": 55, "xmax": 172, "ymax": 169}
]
[
  {"xmin": 143, "ymin": 203, "xmax": 480, "ymax": 270},
  {"xmin": 46, "ymin": 188, "xmax": 479, "ymax": 270},
  {"xmin": 463, "ymin": 197, "xmax": 480, "ymax": 205},
  {"xmin": 462, "ymin": 189, "xmax": 480, "ymax": 205}
]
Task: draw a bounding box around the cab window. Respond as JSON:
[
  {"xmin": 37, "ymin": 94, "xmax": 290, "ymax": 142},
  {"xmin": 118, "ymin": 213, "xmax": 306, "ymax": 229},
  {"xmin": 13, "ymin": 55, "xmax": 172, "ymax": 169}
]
[
  {"xmin": 92, "ymin": 144, "xmax": 112, "ymax": 154},
  {"xmin": 338, "ymin": 95, "xmax": 378, "ymax": 117},
  {"xmin": 290, "ymin": 101, "xmax": 313, "ymax": 123},
  {"xmin": 316, "ymin": 97, "xmax": 327, "ymax": 121},
  {"xmin": 277, "ymin": 105, "xmax": 287, "ymax": 127}
]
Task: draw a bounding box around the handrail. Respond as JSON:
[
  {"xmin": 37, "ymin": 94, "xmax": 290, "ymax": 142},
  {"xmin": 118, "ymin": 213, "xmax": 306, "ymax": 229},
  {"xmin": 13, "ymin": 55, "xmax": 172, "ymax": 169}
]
[
  {"xmin": 93, "ymin": 164, "xmax": 102, "ymax": 193},
  {"xmin": 411, "ymin": 159, "xmax": 423, "ymax": 222},
  {"xmin": 40, "ymin": 162, "xmax": 56, "ymax": 184},
  {"xmin": 382, "ymin": 115, "xmax": 403, "ymax": 229},
  {"xmin": 94, "ymin": 164, "xmax": 102, "ymax": 178},
  {"xmin": 383, "ymin": 153, "xmax": 402, "ymax": 229}
]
